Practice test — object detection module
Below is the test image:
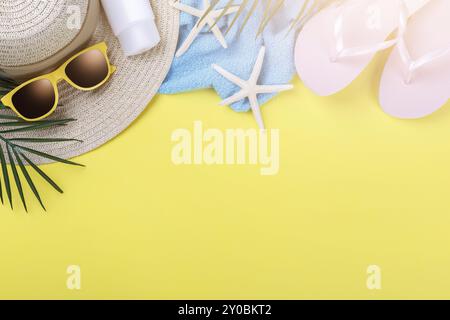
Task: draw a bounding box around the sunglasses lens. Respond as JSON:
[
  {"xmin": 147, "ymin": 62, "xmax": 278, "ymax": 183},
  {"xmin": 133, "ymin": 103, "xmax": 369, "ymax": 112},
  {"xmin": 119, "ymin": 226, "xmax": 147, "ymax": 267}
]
[
  {"xmin": 12, "ymin": 79, "xmax": 56, "ymax": 120},
  {"xmin": 65, "ymin": 49, "xmax": 109, "ymax": 89}
]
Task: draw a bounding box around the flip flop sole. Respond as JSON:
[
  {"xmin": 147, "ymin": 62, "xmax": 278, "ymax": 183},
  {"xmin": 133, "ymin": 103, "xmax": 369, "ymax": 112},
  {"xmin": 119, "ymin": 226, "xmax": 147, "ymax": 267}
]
[
  {"xmin": 379, "ymin": 0, "xmax": 450, "ymax": 119},
  {"xmin": 295, "ymin": 0, "xmax": 430, "ymax": 97}
]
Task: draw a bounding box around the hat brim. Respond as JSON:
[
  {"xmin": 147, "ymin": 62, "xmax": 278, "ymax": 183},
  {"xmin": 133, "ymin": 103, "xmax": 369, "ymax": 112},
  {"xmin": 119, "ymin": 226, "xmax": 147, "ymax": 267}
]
[{"xmin": 13, "ymin": 0, "xmax": 179, "ymax": 164}]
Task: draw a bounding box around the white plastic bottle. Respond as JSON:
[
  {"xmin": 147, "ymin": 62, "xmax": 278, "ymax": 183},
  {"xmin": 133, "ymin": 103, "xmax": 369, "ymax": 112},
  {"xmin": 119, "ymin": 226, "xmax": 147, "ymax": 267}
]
[{"xmin": 101, "ymin": 0, "xmax": 161, "ymax": 56}]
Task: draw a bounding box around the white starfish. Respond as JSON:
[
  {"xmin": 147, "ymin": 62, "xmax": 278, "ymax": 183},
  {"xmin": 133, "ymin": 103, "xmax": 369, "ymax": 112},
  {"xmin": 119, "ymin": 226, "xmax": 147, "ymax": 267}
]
[
  {"xmin": 171, "ymin": 0, "xmax": 239, "ymax": 57},
  {"xmin": 212, "ymin": 47, "xmax": 294, "ymax": 129}
]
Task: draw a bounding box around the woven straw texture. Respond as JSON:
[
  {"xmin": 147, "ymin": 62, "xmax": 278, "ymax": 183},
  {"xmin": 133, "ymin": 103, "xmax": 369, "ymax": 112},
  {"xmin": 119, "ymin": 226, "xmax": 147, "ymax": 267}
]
[
  {"xmin": 0, "ymin": 0, "xmax": 89, "ymax": 67},
  {"xmin": 0, "ymin": 0, "xmax": 179, "ymax": 164}
]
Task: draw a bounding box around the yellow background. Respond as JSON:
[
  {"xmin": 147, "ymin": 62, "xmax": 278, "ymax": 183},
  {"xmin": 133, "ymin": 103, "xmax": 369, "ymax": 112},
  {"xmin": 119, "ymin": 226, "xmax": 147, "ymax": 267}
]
[{"xmin": 1, "ymin": 56, "xmax": 450, "ymax": 300}]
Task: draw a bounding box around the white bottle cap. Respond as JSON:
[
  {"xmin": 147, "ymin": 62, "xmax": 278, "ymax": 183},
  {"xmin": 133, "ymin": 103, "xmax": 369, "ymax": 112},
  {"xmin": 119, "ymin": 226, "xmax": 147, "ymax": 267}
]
[{"xmin": 117, "ymin": 19, "xmax": 161, "ymax": 57}]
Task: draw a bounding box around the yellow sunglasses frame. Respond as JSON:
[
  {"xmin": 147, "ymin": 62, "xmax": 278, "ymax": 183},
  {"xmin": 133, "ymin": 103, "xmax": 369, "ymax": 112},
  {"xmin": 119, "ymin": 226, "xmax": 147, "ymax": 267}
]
[{"xmin": 1, "ymin": 42, "xmax": 116, "ymax": 122}]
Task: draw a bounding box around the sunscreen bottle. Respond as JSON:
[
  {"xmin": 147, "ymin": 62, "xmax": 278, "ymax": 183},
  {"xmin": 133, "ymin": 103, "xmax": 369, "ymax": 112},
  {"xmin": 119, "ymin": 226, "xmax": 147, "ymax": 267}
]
[{"xmin": 101, "ymin": 0, "xmax": 161, "ymax": 56}]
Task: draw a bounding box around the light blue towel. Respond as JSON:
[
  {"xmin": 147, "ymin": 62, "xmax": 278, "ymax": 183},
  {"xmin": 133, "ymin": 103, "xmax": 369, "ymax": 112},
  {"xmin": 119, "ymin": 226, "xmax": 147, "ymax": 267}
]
[{"xmin": 159, "ymin": 0, "xmax": 299, "ymax": 112}]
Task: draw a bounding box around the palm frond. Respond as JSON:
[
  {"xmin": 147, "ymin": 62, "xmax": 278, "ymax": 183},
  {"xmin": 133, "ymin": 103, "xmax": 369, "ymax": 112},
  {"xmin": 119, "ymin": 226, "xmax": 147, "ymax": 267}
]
[
  {"xmin": 6, "ymin": 144, "xmax": 27, "ymax": 212},
  {"xmin": 20, "ymin": 152, "xmax": 64, "ymax": 194},
  {"xmin": 14, "ymin": 148, "xmax": 45, "ymax": 211},
  {"xmin": 0, "ymin": 75, "xmax": 83, "ymax": 211},
  {"xmin": 0, "ymin": 116, "xmax": 83, "ymax": 211},
  {"xmin": 0, "ymin": 76, "xmax": 17, "ymax": 92}
]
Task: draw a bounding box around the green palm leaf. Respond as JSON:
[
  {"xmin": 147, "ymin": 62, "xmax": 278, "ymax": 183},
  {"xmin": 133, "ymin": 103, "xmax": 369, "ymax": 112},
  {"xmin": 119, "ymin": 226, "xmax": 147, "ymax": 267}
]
[
  {"xmin": 0, "ymin": 126, "xmax": 82, "ymax": 211},
  {"xmin": 15, "ymin": 145, "xmax": 84, "ymax": 167},
  {"xmin": 6, "ymin": 144, "xmax": 27, "ymax": 212},
  {"xmin": 0, "ymin": 172, "xmax": 2, "ymax": 204},
  {"xmin": 13, "ymin": 148, "xmax": 46, "ymax": 211},
  {"xmin": 20, "ymin": 152, "xmax": 64, "ymax": 194},
  {"xmin": 9, "ymin": 138, "xmax": 82, "ymax": 143},
  {"xmin": 0, "ymin": 75, "xmax": 82, "ymax": 211},
  {"xmin": 0, "ymin": 114, "xmax": 22, "ymax": 120},
  {"xmin": 0, "ymin": 144, "xmax": 12, "ymax": 208},
  {"xmin": 0, "ymin": 119, "xmax": 75, "ymax": 133}
]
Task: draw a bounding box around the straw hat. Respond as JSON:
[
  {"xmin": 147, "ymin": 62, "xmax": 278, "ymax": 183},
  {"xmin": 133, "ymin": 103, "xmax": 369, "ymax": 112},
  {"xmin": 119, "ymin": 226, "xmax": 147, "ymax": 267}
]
[{"xmin": 0, "ymin": 0, "xmax": 179, "ymax": 163}]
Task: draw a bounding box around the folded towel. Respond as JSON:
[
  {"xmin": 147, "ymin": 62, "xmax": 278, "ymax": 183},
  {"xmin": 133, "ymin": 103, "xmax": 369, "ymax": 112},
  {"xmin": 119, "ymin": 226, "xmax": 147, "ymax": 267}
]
[{"xmin": 159, "ymin": 0, "xmax": 306, "ymax": 112}]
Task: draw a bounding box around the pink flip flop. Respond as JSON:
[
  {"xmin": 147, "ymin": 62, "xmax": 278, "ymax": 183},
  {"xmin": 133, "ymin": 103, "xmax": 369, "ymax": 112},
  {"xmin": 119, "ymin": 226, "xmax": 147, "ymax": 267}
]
[
  {"xmin": 295, "ymin": 0, "xmax": 430, "ymax": 96},
  {"xmin": 379, "ymin": 0, "xmax": 450, "ymax": 119}
]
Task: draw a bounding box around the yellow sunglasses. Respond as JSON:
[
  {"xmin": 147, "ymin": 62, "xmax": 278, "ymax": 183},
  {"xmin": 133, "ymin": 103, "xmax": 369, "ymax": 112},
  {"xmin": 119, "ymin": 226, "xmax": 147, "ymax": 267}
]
[{"xmin": 1, "ymin": 42, "xmax": 116, "ymax": 122}]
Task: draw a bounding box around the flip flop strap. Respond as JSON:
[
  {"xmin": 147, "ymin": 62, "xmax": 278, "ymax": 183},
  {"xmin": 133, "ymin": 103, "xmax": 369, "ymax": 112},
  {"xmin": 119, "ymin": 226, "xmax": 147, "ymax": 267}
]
[
  {"xmin": 331, "ymin": 0, "xmax": 408, "ymax": 62},
  {"xmin": 397, "ymin": 36, "xmax": 450, "ymax": 84}
]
